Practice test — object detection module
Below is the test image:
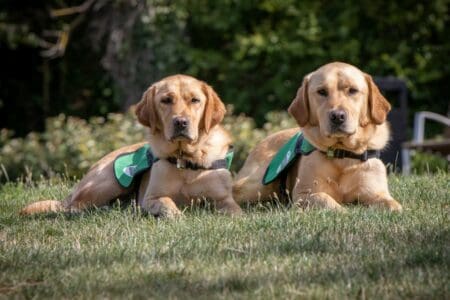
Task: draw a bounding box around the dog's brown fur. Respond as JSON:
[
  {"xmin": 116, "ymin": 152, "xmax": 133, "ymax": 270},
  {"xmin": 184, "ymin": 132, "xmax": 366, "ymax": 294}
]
[
  {"xmin": 21, "ymin": 75, "xmax": 242, "ymax": 217},
  {"xmin": 234, "ymin": 62, "xmax": 402, "ymax": 211}
]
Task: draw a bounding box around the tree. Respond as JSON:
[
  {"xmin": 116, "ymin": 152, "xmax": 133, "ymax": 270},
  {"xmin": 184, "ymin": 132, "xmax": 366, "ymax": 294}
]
[{"xmin": 1, "ymin": 0, "xmax": 448, "ymax": 134}]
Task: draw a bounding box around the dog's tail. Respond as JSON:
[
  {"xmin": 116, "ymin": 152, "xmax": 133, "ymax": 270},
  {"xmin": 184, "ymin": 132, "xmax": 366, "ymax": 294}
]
[{"xmin": 20, "ymin": 200, "xmax": 67, "ymax": 215}]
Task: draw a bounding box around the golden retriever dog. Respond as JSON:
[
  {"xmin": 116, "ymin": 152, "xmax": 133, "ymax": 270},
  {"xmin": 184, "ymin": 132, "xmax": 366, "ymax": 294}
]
[
  {"xmin": 233, "ymin": 62, "xmax": 402, "ymax": 211},
  {"xmin": 21, "ymin": 75, "xmax": 242, "ymax": 217}
]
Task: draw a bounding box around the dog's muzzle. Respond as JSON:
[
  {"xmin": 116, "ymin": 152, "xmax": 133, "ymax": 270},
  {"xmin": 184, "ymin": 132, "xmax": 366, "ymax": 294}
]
[
  {"xmin": 329, "ymin": 109, "xmax": 347, "ymax": 131},
  {"xmin": 329, "ymin": 109, "xmax": 347, "ymax": 127},
  {"xmin": 327, "ymin": 109, "xmax": 354, "ymax": 136},
  {"xmin": 171, "ymin": 117, "xmax": 192, "ymax": 141}
]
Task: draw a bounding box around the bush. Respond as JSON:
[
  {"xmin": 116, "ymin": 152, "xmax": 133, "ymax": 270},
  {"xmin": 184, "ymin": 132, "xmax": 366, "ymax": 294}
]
[
  {"xmin": 411, "ymin": 151, "xmax": 448, "ymax": 174},
  {"xmin": 0, "ymin": 111, "xmax": 146, "ymax": 181}
]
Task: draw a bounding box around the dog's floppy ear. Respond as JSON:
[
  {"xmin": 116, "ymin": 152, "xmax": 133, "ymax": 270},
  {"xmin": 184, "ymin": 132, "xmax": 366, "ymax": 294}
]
[
  {"xmin": 135, "ymin": 85, "xmax": 160, "ymax": 134},
  {"xmin": 202, "ymin": 82, "xmax": 226, "ymax": 133},
  {"xmin": 365, "ymin": 74, "xmax": 391, "ymax": 125},
  {"xmin": 288, "ymin": 77, "xmax": 310, "ymax": 127}
]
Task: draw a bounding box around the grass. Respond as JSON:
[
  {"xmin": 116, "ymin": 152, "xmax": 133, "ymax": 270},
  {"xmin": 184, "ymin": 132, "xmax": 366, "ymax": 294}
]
[{"xmin": 0, "ymin": 173, "xmax": 449, "ymax": 299}]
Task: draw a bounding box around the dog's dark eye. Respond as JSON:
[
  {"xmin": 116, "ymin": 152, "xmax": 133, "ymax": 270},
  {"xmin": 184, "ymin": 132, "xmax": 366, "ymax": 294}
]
[
  {"xmin": 191, "ymin": 98, "xmax": 200, "ymax": 103},
  {"xmin": 317, "ymin": 89, "xmax": 328, "ymax": 97},
  {"xmin": 161, "ymin": 97, "xmax": 173, "ymax": 104},
  {"xmin": 348, "ymin": 87, "xmax": 358, "ymax": 95}
]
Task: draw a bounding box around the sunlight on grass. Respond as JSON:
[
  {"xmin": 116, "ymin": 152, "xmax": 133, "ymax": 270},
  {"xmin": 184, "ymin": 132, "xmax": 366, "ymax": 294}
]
[{"xmin": 0, "ymin": 173, "xmax": 449, "ymax": 298}]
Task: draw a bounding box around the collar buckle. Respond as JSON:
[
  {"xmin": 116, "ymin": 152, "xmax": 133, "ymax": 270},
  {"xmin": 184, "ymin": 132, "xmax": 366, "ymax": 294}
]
[
  {"xmin": 176, "ymin": 158, "xmax": 186, "ymax": 169},
  {"xmin": 326, "ymin": 148, "xmax": 335, "ymax": 158}
]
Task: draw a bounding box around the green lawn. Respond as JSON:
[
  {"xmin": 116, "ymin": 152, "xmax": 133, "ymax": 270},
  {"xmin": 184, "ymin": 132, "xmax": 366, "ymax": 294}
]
[{"xmin": 0, "ymin": 174, "xmax": 449, "ymax": 299}]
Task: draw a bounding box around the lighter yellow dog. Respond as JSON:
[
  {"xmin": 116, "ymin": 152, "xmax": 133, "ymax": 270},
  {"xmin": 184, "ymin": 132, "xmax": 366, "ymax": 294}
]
[
  {"xmin": 21, "ymin": 75, "xmax": 242, "ymax": 217},
  {"xmin": 234, "ymin": 62, "xmax": 402, "ymax": 211}
]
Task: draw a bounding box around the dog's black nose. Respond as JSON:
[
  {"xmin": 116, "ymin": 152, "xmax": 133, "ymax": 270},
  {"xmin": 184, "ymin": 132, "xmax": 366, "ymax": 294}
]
[
  {"xmin": 173, "ymin": 117, "xmax": 189, "ymax": 130},
  {"xmin": 329, "ymin": 110, "xmax": 347, "ymax": 125}
]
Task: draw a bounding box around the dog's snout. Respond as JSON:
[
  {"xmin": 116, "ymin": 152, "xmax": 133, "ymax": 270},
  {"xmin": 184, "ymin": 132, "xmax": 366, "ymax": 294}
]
[
  {"xmin": 173, "ymin": 117, "xmax": 189, "ymax": 130},
  {"xmin": 329, "ymin": 110, "xmax": 347, "ymax": 126}
]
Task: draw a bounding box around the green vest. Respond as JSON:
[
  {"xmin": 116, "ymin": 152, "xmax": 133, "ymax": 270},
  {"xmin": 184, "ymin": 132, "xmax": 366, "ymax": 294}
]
[
  {"xmin": 262, "ymin": 132, "xmax": 315, "ymax": 185},
  {"xmin": 114, "ymin": 144, "xmax": 155, "ymax": 188}
]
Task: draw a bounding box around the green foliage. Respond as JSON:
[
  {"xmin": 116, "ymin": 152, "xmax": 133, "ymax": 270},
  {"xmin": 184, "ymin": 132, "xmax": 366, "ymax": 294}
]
[
  {"xmin": 0, "ymin": 174, "xmax": 449, "ymax": 298},
  {"xmin": 141, "ymin": 0, "xmax": 449, "ymax": 121},
  {"xmin": 411, "ymin": 151, "xmax": 448, "ymax": 174},
  {"xmin": 0, "ymin": 111, "xmax": 146, "ymax": 181}
]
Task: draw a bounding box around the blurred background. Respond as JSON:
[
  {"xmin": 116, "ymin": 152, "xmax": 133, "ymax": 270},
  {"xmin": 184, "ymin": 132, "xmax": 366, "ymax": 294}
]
[{"xmin": 0, "ymin": 0, "xmax": 448, "ymax": 180}]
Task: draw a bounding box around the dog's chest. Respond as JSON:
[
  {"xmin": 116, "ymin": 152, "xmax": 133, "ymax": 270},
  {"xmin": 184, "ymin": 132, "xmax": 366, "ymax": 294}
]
[
  {"xmin": 333, "ymin": 159, "xmax": 378, "ymax": 202},
  {"xmin": 166, "ymin": 169, "xmax": 214, "ymax": 204}
]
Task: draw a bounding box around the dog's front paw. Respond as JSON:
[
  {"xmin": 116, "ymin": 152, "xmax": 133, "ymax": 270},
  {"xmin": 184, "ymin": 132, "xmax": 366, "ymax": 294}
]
[
  {"xmin": 218, "ymin": 205, "xmax": 243, "ymax": 216},
  {"xmin": 296, "ymin": 192, "xmax": 345, "ymax": 212},
  {"xmin": 384, "ymin": 199, "xmax": 403, "ymax": 212},
  {"xmin": 216, "ymin": 197, "xmax": 243, "ymax": 216},
  {"xmin": 142, "ymin": 197, "xmax": 182, "ymax": 219}
]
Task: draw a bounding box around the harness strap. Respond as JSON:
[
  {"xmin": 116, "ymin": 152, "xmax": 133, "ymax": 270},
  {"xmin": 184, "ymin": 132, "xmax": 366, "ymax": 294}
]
[
  {"xmin": 165, "ymin": 146, "xmax": 234, "ymax": 171},
  {"xmin": 278, "ymin": 134, "xmax": 308, "ymax": 199}
]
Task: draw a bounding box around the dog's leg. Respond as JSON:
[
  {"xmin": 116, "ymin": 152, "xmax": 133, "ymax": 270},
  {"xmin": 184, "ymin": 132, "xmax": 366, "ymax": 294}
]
[
  {"xmin": 341, "ymin": 160, "xmax": 402, "ymax": 212},
  {"xmin": 232, "ymin": 176, "xmax": 278, "ymax": 205},
  {"xmin": 212, "ymin": 175, "xmax": 243, "ymax": 215},
  {"xmin": 356, "ymin": 192, "xmax": 402, "ymax": 211},
  {"xmin": 67, "ymin": 175, "xmax": 129, "ymax": 211},
  {"xmin": 140, "ymin": 197, "xmax": 182, "ymax": 218},
  {"xmin": 291, "ymin": 165, "xmax": 344, "ymax": 211},
  {"xmin": 137, "ymin": 163, "xmax": 183, "ymax": 218},
  {"xmin": 20, "ymin": 144, "xmax": 144, "ymax": 215},
  {"xmin": 190, "ymin": 169, "xmax": 242, "ymax": 215},
  {"xmin": 21, "ymin": 161, "xmax": 131, "ymax": 215}
]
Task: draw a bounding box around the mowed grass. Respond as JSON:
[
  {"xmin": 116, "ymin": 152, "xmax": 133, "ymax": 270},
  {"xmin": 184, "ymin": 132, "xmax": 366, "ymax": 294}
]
[{"xmin": 0, "ymin": 174, "xmax": 449, "ymax": 299}]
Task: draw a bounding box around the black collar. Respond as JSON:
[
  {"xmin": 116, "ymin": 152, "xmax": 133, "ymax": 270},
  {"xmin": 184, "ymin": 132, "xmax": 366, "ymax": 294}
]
[
  {"xmin": 155, "ymin": 146, "xmax": 233, "ymax": 171},
  {"xmin": 298, "ymin": 134, "xmax": 381, "ymax": 162},
  {"xmin": 165, "ymin": 157, "xmax": 228, "ymax": 170},
  {"xmin": 320, "ymin": 148, "xmax": 380, "ymax": 161}
]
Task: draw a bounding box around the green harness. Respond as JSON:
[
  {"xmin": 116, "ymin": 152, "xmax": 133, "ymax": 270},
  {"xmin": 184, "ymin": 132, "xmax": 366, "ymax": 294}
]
[{"xmin": 114, "ymin": 144, "xmax": 234, "ymax": 188}]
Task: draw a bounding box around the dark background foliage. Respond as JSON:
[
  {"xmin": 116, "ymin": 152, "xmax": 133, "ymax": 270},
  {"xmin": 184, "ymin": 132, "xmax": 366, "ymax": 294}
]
[{"xmin": 1, "ymin": 0, "xmax": 449, "ymax": 136}]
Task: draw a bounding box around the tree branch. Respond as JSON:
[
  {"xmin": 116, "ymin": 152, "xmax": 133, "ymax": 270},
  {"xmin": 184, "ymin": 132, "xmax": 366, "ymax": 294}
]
[
  {"xmin": 40, "ymin": 0, "xmax": 96, "ymax": 58},
  {"xmin": 50, "ymin": 0, "xmax": 96, "ymax": 18}
]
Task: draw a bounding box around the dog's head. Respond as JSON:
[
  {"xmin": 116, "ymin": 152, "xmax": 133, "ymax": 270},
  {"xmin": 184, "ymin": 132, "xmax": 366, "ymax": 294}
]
[
  {"xmin": 289, "ymin": 62, "xmax": 391, "ymax": 147},
  {"xmin": 135, "ymin": 75, "xmax": 226, "ymax": 142}
]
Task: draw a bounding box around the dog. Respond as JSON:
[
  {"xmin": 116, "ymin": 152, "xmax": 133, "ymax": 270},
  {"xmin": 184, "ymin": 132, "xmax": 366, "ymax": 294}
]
[
  {"xmin": 21, "ymin": 75, "xmax": 242, "ymax": 217},
  {"xmin": 233, "ymin": 62, "xmax": 402, "ymax": 211}
]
